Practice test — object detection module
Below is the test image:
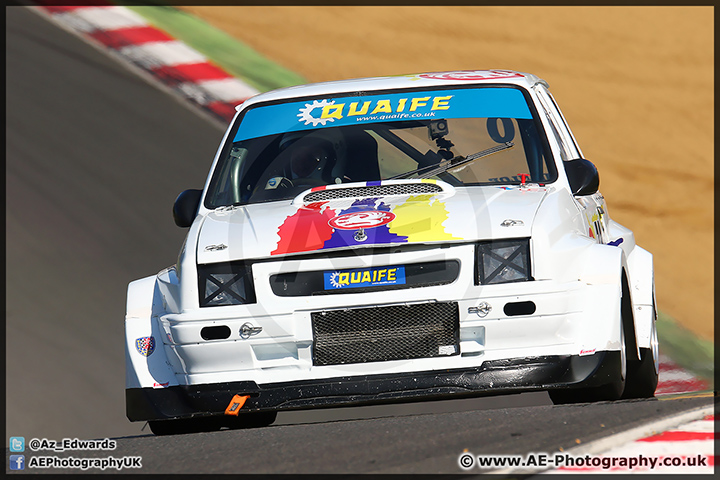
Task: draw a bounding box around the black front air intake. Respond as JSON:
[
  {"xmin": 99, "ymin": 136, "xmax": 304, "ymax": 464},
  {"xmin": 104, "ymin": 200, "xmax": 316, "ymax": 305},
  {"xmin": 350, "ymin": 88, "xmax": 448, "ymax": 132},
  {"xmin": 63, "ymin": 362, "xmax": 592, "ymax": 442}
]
[
  {"xmin": 198, "ymin": 262, "xmax": 256, "ymax": 307},
  {"xmin": 311, "ymin": 302, "xmax": 459, "ymax": 366}
]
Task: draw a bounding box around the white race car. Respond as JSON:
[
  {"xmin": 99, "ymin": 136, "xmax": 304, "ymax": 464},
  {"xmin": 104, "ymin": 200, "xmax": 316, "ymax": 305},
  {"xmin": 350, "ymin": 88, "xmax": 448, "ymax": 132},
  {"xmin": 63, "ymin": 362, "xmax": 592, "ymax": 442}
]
[{"xmin": 125, "ymin": 70, "xmax": 658, "ymax": 435}]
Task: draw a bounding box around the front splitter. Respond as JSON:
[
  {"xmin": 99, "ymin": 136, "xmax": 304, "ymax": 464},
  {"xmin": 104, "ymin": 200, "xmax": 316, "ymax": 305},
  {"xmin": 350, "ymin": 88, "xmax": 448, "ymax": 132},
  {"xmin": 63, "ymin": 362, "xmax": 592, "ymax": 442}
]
[{"xmin": 127, "ymin": 351, "xmax": 620, "ymax": 422}]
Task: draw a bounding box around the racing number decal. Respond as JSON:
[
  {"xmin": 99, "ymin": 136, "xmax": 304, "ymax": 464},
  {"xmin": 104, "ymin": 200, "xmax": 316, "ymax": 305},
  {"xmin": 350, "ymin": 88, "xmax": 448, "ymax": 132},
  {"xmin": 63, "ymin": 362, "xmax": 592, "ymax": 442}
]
[{"xmin": 487, "ymin": 118, "xmax": 516, "ymax": 143}]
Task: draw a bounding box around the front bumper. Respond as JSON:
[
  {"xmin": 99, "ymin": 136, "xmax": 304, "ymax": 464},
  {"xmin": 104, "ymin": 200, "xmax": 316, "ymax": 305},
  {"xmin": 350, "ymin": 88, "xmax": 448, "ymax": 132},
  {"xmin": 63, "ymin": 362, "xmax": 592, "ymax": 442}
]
[
  {"xmin": 127, "ymin": 243, "xmax": 625, "ymax": 422},
  {"xmin": 127, "ymin": 351, "xmax": 620, "ymax": 421}
]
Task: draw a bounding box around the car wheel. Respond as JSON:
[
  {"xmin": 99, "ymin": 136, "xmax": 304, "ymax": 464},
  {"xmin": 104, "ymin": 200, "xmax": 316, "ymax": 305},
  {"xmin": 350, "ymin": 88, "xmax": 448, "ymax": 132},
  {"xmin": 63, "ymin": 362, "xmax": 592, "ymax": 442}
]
[
  {"xmin": 549, "ymin": 283, "xmax": 629, "ymax": 405},
  {"xmin": 549, "ymin": 325, "xmax": 627, "ymax": 404},
  {"xmin": 148, "ymin": 412, "xmax": 277, "ymax": 436},
  {"xmin": 225, "ymin": 411, "xmax": 278, "ymax": 430},
  {"xmin": 148, "ymin": 417, "xmax": 225, "ymax": 436},
  {"xmin": 621, "ymin": 315, "xmax": 659, "ymax": 399}
]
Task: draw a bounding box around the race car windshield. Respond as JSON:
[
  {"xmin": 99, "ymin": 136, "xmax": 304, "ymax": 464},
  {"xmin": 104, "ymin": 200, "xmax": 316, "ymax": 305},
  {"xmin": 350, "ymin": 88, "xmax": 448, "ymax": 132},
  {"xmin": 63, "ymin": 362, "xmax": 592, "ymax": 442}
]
[{"xmin": 205, "ymin": 86, "xmax": 556, "ymax": 208}]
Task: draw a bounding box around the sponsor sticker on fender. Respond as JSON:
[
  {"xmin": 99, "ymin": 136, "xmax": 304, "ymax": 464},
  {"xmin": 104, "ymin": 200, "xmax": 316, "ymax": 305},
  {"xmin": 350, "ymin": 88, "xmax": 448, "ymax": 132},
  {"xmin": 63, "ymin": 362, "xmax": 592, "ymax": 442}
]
[
  {"xmin": 135, "ymin": 337, "xmax": 155, "ymax": 357},
  {"xmin": 328, "ymin": 210, "xmax": 395, "ymax": 230}
]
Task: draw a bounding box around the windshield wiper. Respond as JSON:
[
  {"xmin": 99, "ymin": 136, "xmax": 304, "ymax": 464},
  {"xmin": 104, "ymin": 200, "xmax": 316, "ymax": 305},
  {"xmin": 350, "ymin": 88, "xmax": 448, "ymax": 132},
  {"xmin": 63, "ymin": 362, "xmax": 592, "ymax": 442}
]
[{"xmin": 390, "ymin": 142, "xmax": 514, "ymax": 180}]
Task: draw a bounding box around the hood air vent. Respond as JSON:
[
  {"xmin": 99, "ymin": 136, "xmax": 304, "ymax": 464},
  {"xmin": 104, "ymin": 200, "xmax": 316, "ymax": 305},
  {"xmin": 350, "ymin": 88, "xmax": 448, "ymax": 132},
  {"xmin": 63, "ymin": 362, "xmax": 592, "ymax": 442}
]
[{"xmin": 303, "ymin": 183, "xmax": 443, "ymax": 203}]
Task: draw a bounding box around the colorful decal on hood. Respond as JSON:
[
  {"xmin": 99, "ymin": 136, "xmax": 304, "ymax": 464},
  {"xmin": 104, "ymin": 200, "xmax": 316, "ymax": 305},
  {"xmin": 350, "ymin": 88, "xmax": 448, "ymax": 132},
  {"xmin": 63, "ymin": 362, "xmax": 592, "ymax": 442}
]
[
  {"xmin": 271, "ymin": 194, "xmax": 461, "ymax": 255},
  {"xmin": 328, "ymin": 210, "xmax": 396, "ymax": 230},
  {"xmin": 322, "ymin": 198, "xmax": 407, "ymax": 249},
  {"xmin": 271, "ymin": 202, "xmax": 335, "ymax": 255},
  {"xmin": 387, "ymin": 195, "xmax": 461, "ymax": 242},
  {"xmin": 235, "ymin": 88, "xmax": 532, "ymax": 142}
]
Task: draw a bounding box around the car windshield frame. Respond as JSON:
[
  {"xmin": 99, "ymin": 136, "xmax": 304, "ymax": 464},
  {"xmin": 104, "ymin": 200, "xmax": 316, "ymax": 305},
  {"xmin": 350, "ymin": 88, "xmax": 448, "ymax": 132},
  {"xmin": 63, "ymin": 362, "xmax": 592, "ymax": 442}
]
[{"xmin": 204, "ymin": 84, "xmax": 557, "ymax": 209}]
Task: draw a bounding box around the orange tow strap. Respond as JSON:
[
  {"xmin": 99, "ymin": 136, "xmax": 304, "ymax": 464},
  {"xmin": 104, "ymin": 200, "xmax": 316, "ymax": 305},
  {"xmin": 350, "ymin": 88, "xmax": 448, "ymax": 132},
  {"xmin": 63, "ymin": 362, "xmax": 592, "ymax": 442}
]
[{"xmin": 224, "ymin": 394, "xmax": 250, "ymax": 416}]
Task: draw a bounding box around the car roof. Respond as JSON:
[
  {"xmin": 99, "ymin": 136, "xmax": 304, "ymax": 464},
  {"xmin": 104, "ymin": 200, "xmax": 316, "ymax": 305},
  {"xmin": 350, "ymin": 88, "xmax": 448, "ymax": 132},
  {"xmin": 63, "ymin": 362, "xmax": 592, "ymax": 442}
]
[{"xmin": 236, "ymin": 69, "xmax": 546, "ymax": 111}]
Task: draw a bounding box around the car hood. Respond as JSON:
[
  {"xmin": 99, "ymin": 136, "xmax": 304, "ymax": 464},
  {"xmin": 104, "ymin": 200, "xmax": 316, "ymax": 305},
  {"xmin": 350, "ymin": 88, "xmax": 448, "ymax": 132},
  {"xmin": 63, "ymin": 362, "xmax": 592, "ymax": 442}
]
[{"xmin": 196, "ymin": 181, "xmax": 548, "ymax": 264}]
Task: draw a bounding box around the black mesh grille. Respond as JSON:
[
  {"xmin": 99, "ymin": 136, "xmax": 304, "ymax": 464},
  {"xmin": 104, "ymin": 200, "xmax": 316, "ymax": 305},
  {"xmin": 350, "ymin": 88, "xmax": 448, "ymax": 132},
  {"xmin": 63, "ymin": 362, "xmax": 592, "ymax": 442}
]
[
  {"xmin": 311, "ymin": 302, "xmax": 459, "ymax": 366},
  {"xmin": 303, "ymin": 183, "xmax": 443, "ymax": 203}
]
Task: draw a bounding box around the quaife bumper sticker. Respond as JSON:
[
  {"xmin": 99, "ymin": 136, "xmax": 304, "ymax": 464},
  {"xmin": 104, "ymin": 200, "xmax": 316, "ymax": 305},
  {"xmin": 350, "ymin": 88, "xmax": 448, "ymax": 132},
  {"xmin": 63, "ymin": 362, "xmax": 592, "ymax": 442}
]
[{"xmin": 324, "ymin": 266, "xmax": 406, "ymax": 290}]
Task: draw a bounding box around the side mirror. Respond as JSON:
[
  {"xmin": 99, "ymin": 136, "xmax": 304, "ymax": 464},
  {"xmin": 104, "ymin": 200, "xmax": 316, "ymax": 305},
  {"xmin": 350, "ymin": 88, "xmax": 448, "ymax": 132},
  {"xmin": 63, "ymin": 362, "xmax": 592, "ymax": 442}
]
[
  {"xmin": 564, "ymin": 158, "xmax": 599, "ymax": 196},
  {"xmin": 173, "ymin": 189, "xmax": 202, "ymax": 228}
]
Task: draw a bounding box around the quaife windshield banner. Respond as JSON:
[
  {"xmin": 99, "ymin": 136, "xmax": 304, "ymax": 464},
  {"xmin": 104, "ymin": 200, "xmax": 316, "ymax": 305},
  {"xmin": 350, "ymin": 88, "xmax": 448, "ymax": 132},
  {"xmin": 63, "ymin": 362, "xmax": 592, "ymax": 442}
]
[{"xmin": 234, "ymin": 87, "xmax": 532, "ymax": 141}]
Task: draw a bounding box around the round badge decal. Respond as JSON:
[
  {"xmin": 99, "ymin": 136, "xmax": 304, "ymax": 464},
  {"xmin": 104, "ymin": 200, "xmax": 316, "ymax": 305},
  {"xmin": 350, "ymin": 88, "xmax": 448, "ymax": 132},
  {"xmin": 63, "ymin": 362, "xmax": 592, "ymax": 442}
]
[
  {"xmin": 328, "ymin": 210, "xmax": 396, "ymax": 230},
  {"xmin": 419, "ymin": 70, "xmax": 523, "ymax": 81}
]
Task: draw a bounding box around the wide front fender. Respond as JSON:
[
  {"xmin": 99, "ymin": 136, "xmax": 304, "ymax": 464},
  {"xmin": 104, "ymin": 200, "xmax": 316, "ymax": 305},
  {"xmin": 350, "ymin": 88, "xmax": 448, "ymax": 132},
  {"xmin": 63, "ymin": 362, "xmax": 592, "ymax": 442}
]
[
  {"xmin": 573, "ymin": 243, "xmax": 627, "ymax": 355},
  {"xmin": 575, "ymin": 242, "xmax": 652, "ymax": 360},
  {"xmin": 577, "ymin": 242, "xmax": 625, "ymax": 287},
  {"xmin": 125, "ymin": 275, "xmax": 179, "ymax": 395}
]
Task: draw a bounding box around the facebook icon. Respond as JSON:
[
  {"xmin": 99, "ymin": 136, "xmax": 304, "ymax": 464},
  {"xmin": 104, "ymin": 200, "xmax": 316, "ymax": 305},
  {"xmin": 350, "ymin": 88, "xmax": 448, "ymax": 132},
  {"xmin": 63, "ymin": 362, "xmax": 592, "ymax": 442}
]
[{"xmin": 9, "ymin": 455, "xmax": 25, "ymax": 470}]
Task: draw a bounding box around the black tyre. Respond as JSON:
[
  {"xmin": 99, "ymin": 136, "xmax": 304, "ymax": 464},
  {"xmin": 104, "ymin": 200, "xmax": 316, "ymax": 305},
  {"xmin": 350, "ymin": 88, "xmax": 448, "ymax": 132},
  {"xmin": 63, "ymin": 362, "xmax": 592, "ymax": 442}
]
[
  {"xmin": 148, "ymin": 416, "xmax": 224, "ymax": 436},
  {"xmin": 225, "ymin": 411, "xmax": 278, "ymax": 430},
  {"xmin": 549, "ymin": 327, "xmax": 626, "ymax": 405},
  {"xmin": 550, "ymin": 275, "xmax": 631, "ymax": 405},
  {"xmin": 622, "ymin": 314, "xmax": 659, "ymax": 399},
  {"xmin": 149, "ymin": 411, "xmax": 277, "ymax": 436}
]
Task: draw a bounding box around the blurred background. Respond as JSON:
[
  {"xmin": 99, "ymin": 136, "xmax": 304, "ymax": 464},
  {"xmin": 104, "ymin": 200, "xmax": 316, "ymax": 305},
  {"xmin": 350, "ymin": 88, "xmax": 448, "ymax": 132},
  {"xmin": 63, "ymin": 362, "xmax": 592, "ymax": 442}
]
[
  {"xmin": 178, "ymin": 5, "xmax": 714, "ymax": 341},
  {"xmin": 6, "ymin": 5, "xmax": 712, "ymax": 445}
]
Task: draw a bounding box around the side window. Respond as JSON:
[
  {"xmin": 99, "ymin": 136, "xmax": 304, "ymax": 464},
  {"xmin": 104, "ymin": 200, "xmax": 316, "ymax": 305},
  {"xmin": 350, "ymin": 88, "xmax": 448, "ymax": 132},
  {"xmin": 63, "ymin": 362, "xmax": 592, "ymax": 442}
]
[
  {"xmin": 546, "ymin": 91, "xmax": 584, "ymax": 158},
  {"xmin": 207, "ymin": 151, "xmax": 241, "ymax": 206},
  {"xmin": 541, "ymin": 107, "xmax": 571, "ymax": 162},
  {"xmin": 534, "ymin": 85, "xmax": 583, "ymax": 160}
]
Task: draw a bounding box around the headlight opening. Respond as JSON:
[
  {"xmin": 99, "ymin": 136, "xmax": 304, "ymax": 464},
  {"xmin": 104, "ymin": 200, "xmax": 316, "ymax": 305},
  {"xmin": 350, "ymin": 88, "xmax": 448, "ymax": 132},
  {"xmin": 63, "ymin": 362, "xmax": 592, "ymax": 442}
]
[
  {"xmin": 198, "ymin": 262, "xmax": 256, "ymax": 307},
  {"xmin": 476, "ymin": 239, "xmax": 532, "ymax": 285}
]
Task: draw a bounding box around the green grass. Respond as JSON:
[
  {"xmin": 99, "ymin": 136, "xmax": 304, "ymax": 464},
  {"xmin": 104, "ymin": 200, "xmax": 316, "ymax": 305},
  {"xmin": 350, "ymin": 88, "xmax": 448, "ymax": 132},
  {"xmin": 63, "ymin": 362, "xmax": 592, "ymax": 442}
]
[
  {"xmin": 124, "ymin": 4, "xmax": 307, "ymax": 93},
  {"xmin": 656, "ymin": 311, "xmax": 714, "ymax": 387}
]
